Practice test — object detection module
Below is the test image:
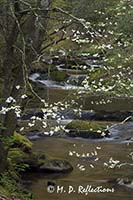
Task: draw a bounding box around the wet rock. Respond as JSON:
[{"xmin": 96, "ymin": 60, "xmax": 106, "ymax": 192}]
[
  {"xmin": 81, "ymin": 111, "xmax": 133, "ymax": 121},
  {"xmin": 108, "ymin": 178, "xmax": 133, "ymax": 189},
  {"xmin": 53, "ymin": 54, "xmax": 103, "ymax": 69},
  {"xmin": 21, "ymin": 111, "xmax": 44, "ymax": 120},
  {"xmin": 39, "ymin": 160, "xmax": 73, "ymax": 173},
  {"xmin": 66, "ymin": 120, "xmax": 110, "ymax": 139},
  {"xmin": 67, "ymin": 130, "xmax": 109, "ymax": 139}
]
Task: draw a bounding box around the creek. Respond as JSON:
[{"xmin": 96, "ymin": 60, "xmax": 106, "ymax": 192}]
[{"xmin": 23, "ymin": 65, "xmax": 133, "ymax": 200}]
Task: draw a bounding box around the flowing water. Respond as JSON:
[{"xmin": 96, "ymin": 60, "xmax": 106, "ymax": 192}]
[
  {"xmin": 24, "ymin": 73, "xmax": 133, "ymax": 200},
  {"xmin": 25, "ymin": 137, "xmax": 133, "ymax": 200}
]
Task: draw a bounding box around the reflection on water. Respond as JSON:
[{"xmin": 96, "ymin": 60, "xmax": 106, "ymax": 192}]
[
  {"xmin": 27, "ymin": 86, "xmax": 133, "ymax": 112},
  {"xmin": 27, "ymin": 73, "xmax": 133, "ymax": 199},
  {"xmin": 24, "ymin": 137, "xmax": 133, "ymax": 200},
  {"xmin": 82, "ymin": 95, "xmax": 133, "ymax": 111},
  {"xmin": 29, "ymin": 73, "xmax": 133, "ymax": 111}
]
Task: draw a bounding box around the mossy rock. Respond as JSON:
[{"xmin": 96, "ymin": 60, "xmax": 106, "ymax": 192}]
[
  {"xmin": 66, "ymin": 120, "xmax": 107, "ymax": 131},
  {"xmin": 66, "ymin": 120, "xmax": 110, "ymax": 139},
  {"xmin": 13, "ymin": 132, "xmax": 33, "ymax": 152},
  {"xmin": 8, "ymin": 148, "xmax": 72, "ymax": 174},
  {"xmin": 50, "ymin": 70, "xmax": 68, "ymax": 82},
  {"xmin": 25, "ymin": 152, "xmax": 46, "ymax": 170},
  {"xmin": 31, "ymin": 62, "xmax": 53, "ymax": 73},
  {"xmin": 8, "ymin": 148, "xmax": 46, "ymax": 172}
]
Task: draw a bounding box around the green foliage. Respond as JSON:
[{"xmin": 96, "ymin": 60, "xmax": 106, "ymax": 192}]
[
  {"xmin": 0, "ymin": 173, "xmax": 17, "ymax": 196},
  {"xmin": 7, "ymin": 147, "xmax": 46, "ymax": 173},
  {"xmin": 53, "ymin": 0, "xmax": 72, "ymax": 10},
  {"xmin": 72, "ymin": 0, "xmax": 119, "ymax": 22},
  {"xmin": 8, "ymin": 148, "xmax": 29, "ymax": 172},
  {"xmin": 13, "ymin": 132, "xmax": 33, "ymax": 152},
  {"xmin": 0, "ymin": 172, "xmax": 32, "ymax": 200},
  {"xmin": 88, "ymin": 67, "xmax": 107, "ymax": 82},
  {"xmin": 0, "ymin": 132, "xmax": 34, "ymax": 198},
  {"xmin": 25, "ymin": 152, "xmax": 46, "ymax": 169},
  {"xmin": 0, "ymin": 135, "xmax": 15, "ymax": 148},
  {"xmin": 0, "ymin": 185, "xmax": 9, "ymax": 197}
]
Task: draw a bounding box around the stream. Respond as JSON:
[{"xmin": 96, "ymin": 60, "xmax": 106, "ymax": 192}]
[
  {"xmin": 24, "ymin": 137, "xmax": 133, "ymax": 200},
  {"xmin": 23, "ymin": 68, "xmax": 133, "ymax": 200}
]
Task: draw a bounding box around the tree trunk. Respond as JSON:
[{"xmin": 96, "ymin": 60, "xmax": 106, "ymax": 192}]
[
  {"xmin": 0, "ymin": 141, "xmax": 8, "ymax": 173},
  {"xmin": 0, "ymin": 0, "xmax": 51, "ymax": 174}
]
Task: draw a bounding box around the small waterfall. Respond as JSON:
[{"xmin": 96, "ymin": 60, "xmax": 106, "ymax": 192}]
[
  {"xmin": 29, "ymin": 73, "xmax": 40, "ymax": 82},
  {"xmin": 29, "ymin": 73, "xmax": 87, "ymax": 90}
]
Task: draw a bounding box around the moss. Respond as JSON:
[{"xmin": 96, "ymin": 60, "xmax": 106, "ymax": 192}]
[
  {"xmin": 66, "ymin": 120, "xmax": 106, "ymax": 131},
  {"xmin": 0, "ymin": 134, "xmax": 34, "ymax": 199},
  {"xmin": 8, "ymin": 148, "xmax": 28, "ymax": 164},
  {"xmin": 25, "ymin": 152, "xmax": 46, "ymax": 170},
  {"xmin": 13, "ymin": 132, "xmax": 33, "ymax": 152},
  {"xmin": 0, "ymin": 172, "xmax": 32, "ymax": 200},
  {"xmin": 66, "ymin": 120, "xmax": 109, "ymax": 139},
  {"xmin": 8, "ymin": 148, "xmax": 47, "ymax": 172},
  {"xmin": 50, "ymin": 70, "xmax": 68, "ymax": 82},
  {"xmin": 7, "ymin": 148, "xmax": 29, "ymax": 173}
]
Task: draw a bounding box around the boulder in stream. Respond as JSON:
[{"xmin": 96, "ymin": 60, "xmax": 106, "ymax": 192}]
[
  {"xmin": 39, "ymin": 160, "xmax": 73, "ymax": 173},
  {"xmin": 66, "ymin": 120, "xmax": 110, "ymax": 139}
]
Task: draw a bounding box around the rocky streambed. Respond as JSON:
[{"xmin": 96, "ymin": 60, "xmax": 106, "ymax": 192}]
[{"xmin": 19, "ymin": 58, "xmax": 133, "ymax": 200}]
